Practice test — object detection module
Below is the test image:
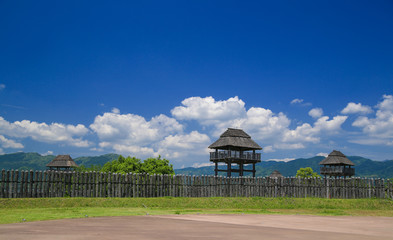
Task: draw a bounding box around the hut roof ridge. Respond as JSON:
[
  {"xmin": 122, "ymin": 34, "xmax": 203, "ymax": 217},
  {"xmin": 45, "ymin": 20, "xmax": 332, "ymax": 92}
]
[
  {"xmin": 319, "ymin": 150, "xmax": 355, "ymax": 166},
  {"xmin": 269, "ymin": 170, "xmax": 284, "ymax": 178},
  {"xmin": 209, "ymin": 128, "xmax": 262, "ymax": 150},
  {"xmin": 46, "ymin": 154, "xmax": 79, "ymax": 168}
]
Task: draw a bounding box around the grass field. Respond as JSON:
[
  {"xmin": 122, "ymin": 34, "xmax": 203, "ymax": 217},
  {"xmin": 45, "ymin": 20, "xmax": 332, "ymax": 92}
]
[{"xmin": 1, "ymin": 197, "xmax": 392, "ymax": 224}]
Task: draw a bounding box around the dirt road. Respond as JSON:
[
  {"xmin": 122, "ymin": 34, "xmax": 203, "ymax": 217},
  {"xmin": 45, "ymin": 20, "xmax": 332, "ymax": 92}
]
[{"xmin": 1, "ymin": 214, "xmax": 392, "ymax": 240}]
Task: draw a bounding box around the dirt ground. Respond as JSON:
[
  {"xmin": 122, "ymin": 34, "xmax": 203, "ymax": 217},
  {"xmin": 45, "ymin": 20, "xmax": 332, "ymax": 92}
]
[{"xmin": 1, "ymin": 214, "xmax": 393, "ymax": 240}]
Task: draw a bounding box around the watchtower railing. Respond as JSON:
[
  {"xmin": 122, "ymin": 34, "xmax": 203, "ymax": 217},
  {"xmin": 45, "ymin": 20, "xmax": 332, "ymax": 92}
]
[
  {"xmin": 320, "ymin": 166, "xmax": 355, "ymax": 176},
  {"xmin": 210, "ymin": 151, "xmax": 261, "ymax": 161}
]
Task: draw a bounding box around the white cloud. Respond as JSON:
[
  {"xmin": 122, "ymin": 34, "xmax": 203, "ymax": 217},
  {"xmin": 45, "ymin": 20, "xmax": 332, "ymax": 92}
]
[
  {"xmin": 351, "ymin": 95, "xmax": 393, "ymax": 145},
  {"xmin": 192, "ymin": 162, "xmax": 214, "ymax": 168},
  {"xmin": 240, "ymin": 107, "xmax": 291, "ymax": 140},
  {"xmin": 290, "ymin": 98, "xmax": 311, "ymax": 106},
  {"xmin": 283, "ymin": 115, "xmax": 347, "ymax": 144},
  {"xmin": 316, "ymin": 152, "xmax": 328, "ymax": 157},
  {"xmin": 90, "ymin": 112, "xmax": 183, "ymax": 146},
  {"xmin": 341, "ymin": 102, "xmax": 373, "ymax": 114},
  {"xmin": 42, "ymin": 151, "xmax": 54, "ymax": 156},
  {"xmin": 212, "ymin": 106, "xmax": 291, "ymax": 142},
  {"xmin": 263, "ymin": 145, "xmax": 275, "ymax": 153},
  {"xmin": 112, "ymin": 144, "xmax": 157, "ymax": 157},
  {"xmin": 90, "ymin": 111, "xmax": 188, "ymax": 158},
  {"xmin": 171, "ymin": 96, "xmax": 246, "ymax": 125},
  {"xmin": 158, "ymin": 131, "xmax": 210, "ymax": 150},
  {"xmin": 0, "ymin": 135, "xmax": 24, "ymax": 149},
  {"xmin": 0, "ymin": 117, "xmax": 90, "ymax": 147},
  {"xmin": 308, "ymin": 108, "xmax": 323, "ymax": 119},
  {"xmin": 170, "ymin": 96, "xmax": 346, "ymax": 152},
  {"xmin": 90, "ymin": 147, "xmax": 104, "ymax": 152},
  {"xmin": 0, "ymin": 84, "xmax": 5, "ymax": 91},
  {"xmin": 158, "ymin": 131, "xmax": 211, "ymax": 159},
  {"xmin": 274, "ymin": 143, "xmax": 305, "ymax": 149},
  {"xmin": 290, "ymin": 98, "xmax": 303, "ymax": 104},
  {"xmin": 7, "ymin": 95, "xmax": 393, "ymax": 168},
  {"xmin": 266, "ymin": 158, "xmax": 295, "ymax": 162},
  {"xmin": 314, "ymin": 116, "xmax": 348, "ymax": 133},
  {"xmin": 111, "ymin": 107, "xmax": 120, "ymax": 114}
]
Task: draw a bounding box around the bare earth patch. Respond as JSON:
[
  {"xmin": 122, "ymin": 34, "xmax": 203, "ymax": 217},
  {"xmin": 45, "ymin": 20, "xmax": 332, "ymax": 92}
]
[{"xmin": 1, "ymin": 214, "xmax": 392, "ymax": 240}]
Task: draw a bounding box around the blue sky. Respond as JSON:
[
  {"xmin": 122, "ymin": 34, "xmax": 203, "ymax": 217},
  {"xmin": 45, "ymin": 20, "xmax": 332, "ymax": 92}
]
[{"xmin": 1, "ymin": 1, "xmax": 392, "ymax": 168}]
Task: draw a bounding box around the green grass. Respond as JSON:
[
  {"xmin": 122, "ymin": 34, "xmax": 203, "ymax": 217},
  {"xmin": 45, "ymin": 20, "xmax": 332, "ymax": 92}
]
[{"xmin": 1, "ymin": 197, "xmax": 392, "ymax": 224}]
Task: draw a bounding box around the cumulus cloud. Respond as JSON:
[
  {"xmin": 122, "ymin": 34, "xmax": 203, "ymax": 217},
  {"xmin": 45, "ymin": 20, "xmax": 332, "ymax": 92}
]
[
  {"xmin": 308, "ymin": 108, "xmax": 323, "ymax": 119},
  {"xmin": 351, "ymin": 95, "xmax": 393, "ymax": 145},
  {"xmin": 274, "ymin": 143, "xmax": 305, "ymax": 149},
  {"xmin": 42, "ymin": 151, "xmax": 54, "ymax": 156},
  {"xmin": 90, "ymin": 111, "xmax": 197, "ymax": 158},
  {"xmin": 111, "ymin": 144, "xmax": 157, "ymax": 157},
  {"xmin": 0, "ymin": 116, "xmax": 91, "ymax": 147},
  {"xmin": 238, "ymin": 107, "xmax": 291, "ymax": 141},
  {"xmin": 262, "ymin": 145, "xmax": 275, "ymax": 153},
  {"xmin": 111, "ymin": 107, "xmax": 120, "ymax": 114},
  {"xmin": 170, "ymin": 96, "xmax": 346, "ymax": 153},
  {"xmin": 171, "ymin": 96, "xmax": 246, "ymax": 125},
  {"xmin": 90, "ymin": 111, "xmax": 210, "ymax": 162},
  {"xmin": 0, "ymin": 135, "xmax": 24, "ymax": 149},
  {"xmin": 90, "ymin": 112, "xmax": 183, "ymax": 146},
  {"xmin": 290, "ymin": 98, "xmax": 303, "ymax": 104},
  {"xmin": 283, "ymin": 115, "xmax": 347, "ymax": 144},
  {"xmin": 192, "ymin": 162, "xmax": 214, "ymax": 168},
  {"xmin": 266, "ymin": 158, "xmax": 295, "ymax": 162},
  {"xmin": 316, "ymin": 152, "xmax": 328, "ymax": 157},
  {"xmin": 341, "ymin": 102, "xmax": 373, "ymax": 114},
  {"xmin": 157, "ymin": 131, "xmax": 211, "ymax": 159},
  {"xmin": 290, "ymin": 98, "xmax": 311, "ymax": 106}
]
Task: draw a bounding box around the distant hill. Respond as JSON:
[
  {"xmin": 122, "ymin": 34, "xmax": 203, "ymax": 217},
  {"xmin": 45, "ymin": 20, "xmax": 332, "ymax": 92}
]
[
  {"xmin": 175, "ymin": 156, "xmax": 393, "ymax": 178},
  {"xmin": 0, "ymin": 152, "xmax": 120, "ymax": 171},
  {"xmin": 1, "ymin": 152, "xmax": 393, "ymax": 178}
]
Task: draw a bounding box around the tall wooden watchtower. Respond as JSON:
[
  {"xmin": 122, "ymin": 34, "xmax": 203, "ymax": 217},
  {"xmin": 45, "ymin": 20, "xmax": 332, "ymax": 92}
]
[
  {"xmin": 209, "ymin": 128, "xmax": 262, "ymax": 177},
  {"xmin": 319, "ymin": 150, "xmax": 355, "ymax": 178}
]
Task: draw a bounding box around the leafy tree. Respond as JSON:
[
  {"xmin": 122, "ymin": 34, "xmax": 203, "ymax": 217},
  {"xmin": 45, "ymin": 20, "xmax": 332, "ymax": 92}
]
[
  {"xmin": 100, "ymin": 155, "xmax": 174, "ymax": 175},
  {"xmin": 75, "ymin": 164, "xmax": 102, "ymax": 172},
  {"xmin": 295, "ymin": 167, "xmax": 321, "ymax": 178},
  {"xmin": 101, "ymin": 155, "xmax": 141, "ymax": 174},
  {"xmin": 141, "ymin": 156, "xmax": 175, "ymax": 175}
]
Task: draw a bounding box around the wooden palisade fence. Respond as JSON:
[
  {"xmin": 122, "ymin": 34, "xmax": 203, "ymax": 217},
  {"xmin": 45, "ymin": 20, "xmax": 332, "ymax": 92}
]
[{"xmin": 0, "ymin": 170, "xmax": 392, "ymax": 199}]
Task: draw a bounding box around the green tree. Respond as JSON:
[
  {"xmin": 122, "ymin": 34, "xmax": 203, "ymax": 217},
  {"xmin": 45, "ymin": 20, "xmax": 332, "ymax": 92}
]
[
  {"xmin": 101, "ymin": 155, "xmax": 142, "ymax": 174},
  {"xmin": 75, "ymin": 164, "xmax": 102, "ymax": 172},
  {"xmin": 295, "ymin": 167, "xmax": 321, "ymax": 178},
  {"xmin": 100, "ymin": 155, "xmax": 174, "ymax": 175},
  {"xmin": 141, "ymin": 156, "xmax": 175, "ymax": 175}
]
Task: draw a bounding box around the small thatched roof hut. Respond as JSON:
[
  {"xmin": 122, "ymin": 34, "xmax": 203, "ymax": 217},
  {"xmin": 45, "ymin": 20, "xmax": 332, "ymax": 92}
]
[
  {"xmin": 209, "ymin": 128, "xmax": 262, "ymax": 151},
  {"xmin": 269, "ymin": 170, "xmax": 284, "ymax": 178},
  {"xmin": 46, "ymin": 155, "xmax": 78, "ymax": 170}
]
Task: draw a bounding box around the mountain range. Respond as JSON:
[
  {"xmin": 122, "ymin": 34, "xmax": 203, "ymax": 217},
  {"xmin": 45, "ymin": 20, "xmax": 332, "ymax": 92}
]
[{"xmin": 1, "ymin": 152, "xmax": 393, "ymax": 178}]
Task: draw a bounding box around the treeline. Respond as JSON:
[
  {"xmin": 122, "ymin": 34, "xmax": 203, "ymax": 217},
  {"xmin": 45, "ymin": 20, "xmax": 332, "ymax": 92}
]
[{"xmin": 76, "ymin": 155, "xmax": 174, "ymax": 175}]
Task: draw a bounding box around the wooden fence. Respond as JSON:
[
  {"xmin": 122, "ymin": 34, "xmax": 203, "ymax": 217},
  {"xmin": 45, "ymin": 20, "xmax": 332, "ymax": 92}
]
[{"xmin": 1, "ymin": 170, "xmax": 392, "ymax": 199}]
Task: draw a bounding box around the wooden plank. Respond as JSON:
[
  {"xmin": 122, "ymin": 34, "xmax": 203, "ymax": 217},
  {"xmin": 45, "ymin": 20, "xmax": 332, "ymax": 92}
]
[
  {"xmin": 9, "ymin": 170, "xmax": 15, "ymax": 198},
  {"xmin": 24, "ymin": 170, "xmax": 29, "ymax": 198},
  {"xmin": 4, "ymin": 170, "xmax": 10, "ymax": 198}
]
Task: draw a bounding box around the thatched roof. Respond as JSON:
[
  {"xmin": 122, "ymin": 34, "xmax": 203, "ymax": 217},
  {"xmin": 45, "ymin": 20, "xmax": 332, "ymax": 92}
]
[
  {"xmin": 319, "ymin": 150, "xmax": 355, "ymax": 166},
  {"xmin": 269, "ymin": 170, "xmax": 284, "ymax": 178},
  {"xmin": 46, "ymin": 155, "xmax": 79, "ymax": 168},
  {"xmin": 209, "ymin": 128, "xmax": 262, "ymax": 151}
]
